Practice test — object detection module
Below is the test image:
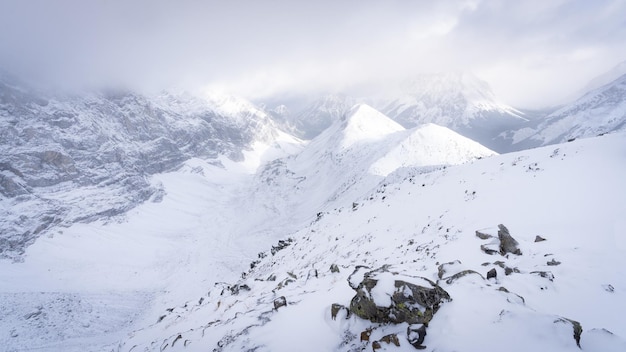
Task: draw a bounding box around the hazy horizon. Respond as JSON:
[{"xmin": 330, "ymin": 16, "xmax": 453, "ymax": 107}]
[{"xmin": 1, "ymin": 0, "xmax": 625, "ymax": 109}]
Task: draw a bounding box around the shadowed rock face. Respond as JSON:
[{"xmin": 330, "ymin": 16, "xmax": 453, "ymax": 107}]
[
  {"xmin": 0, "ymin": 81, "xmax": 278, "ymax": 260},
  {"xmin": 349, "ymin": 266, "xmax": 451, "ymax": 325}
]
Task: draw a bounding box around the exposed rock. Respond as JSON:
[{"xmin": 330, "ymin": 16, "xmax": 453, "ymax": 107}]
[
  {"xmin": 307, "ymin": 269, "xmax": 318, "ymax": 279},
  {"xmin": 531, "ymin": 271, "xmax": 555, "ymax": 281},
  {"xmin": 554, "ymin": 317, "xmax": 583, "ymax": 348},
  {"xmin": 547, "ymin": 259, "xmax": 561, "ymax": 266},
  {"xmin": 271, "ymin": 238, "xmax": 293, "ymax": 256},
  {"xmin": 444, "ymin": 270, "xmax": 485, "ymax": 284},
  {"xmin": 407, "ymin": 324, "xmax": 427, "ymax": 349},
  {"xmin": 273, "ymin": 277, "xmax": 294, "ymax": 291},
  {"xmin": 480, "ymin": 244, "xmax": 499, "ymax": 255},
  {"xmin": 534, "ymin": 235, "xmax": 547, "ymax": 242},
  {"xmin": 493, "ymin": 260, "xmax": 519, "ymax": 275},
  {"xmin": 331, "ymin": 303, "xmax": 350, "ymax": 320},
  {"xmin": 497, "ymin": 287, "xmax": 525, "ymax": 304},
  {"xmin": 330, "ymin": 264, "xmax": 340, "ymax": 273},
  {"xmin": 273, "ymin": 296, "xmax": 287, "ymax": 310},
  {"xmin": 437, "ymin": 260, "xmax": 461, "ymax": 279},
  {"xmin": 379, "ymin": 334, "xmax": 400, "ymax": 346},
  {"xmin": 348, "ymin": 265, "xmax": 371, "ymax": 290},
  {"xmin": 498, "ymin": 224, "xmax": 522, "ymax": 255},
  {"xmin": 486, "ymin": 268, "xmax": 497, "ymax": 280},
  {"xmin": 372, "ymin": 341, "xmax": 381, "ymax": 350},
  {"xmin": 225, "ymin": 284, "xmax": 250, "ymax": 296},
  {"xmin": 360, "ymin": 328, "xmax": 372, "ymax": 342},
  {"xmin": 349, "ymin": 266, "xmax": 451, "ymax": 325},
  {"xmin": 475, "ymin": 230, "xmax": 493, "ymax": 240}
]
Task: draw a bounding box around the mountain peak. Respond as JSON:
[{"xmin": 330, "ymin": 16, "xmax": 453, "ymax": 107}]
[{"xmin": 340, "ymin": 104, "xmax": 404, "ymax": 149}]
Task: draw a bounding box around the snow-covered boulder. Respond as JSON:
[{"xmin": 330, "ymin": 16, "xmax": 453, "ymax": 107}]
[{"xmin": 348, "ymin": 266, "xmax": 451, "ymax": 325}]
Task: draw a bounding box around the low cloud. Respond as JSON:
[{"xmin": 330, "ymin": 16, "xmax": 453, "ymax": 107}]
[{"xmin": 1, "ymin": 0, "xmax": 624, "ymax": 108}]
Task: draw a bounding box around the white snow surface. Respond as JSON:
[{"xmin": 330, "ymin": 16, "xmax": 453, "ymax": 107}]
[{"xmin": 1, "ymin": 118, "xmax": 625, "ymax": 351}]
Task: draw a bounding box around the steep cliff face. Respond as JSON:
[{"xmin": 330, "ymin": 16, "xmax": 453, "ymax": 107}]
[{"xmin": 0, "ymin": 81, "xmax": 279, "ymax": 260}]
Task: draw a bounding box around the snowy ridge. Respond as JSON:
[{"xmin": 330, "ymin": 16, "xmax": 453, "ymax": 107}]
[
  {"xmin": 242, "ymin": 104, "xmax": 491, "ymax": 235},
  {"xmin": 515, "ymin": 74, "xmax": 626, "ymax": 146},
  {"xmin": 370, "ymin": 123, "xmax": 496, "ymax": 176},
  {"xmin": 115, "ymin": 132, "xmax": 626, "ymax": 352}
]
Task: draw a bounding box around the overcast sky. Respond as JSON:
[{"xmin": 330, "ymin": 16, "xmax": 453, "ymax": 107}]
[{"xmin": 1, "ymin": 0, "xmax": 625, "ymax": 108}]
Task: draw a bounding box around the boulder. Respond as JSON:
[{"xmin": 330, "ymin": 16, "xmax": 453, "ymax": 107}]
[
  {"xmin": 475, "ymin": 230, "xmax": 493, "ymax": 240},
  {"xmin": 481, "ymin": 243, "xmax": 500, "ymax": 255},
  {"xmin": 547, "ymin": 259, "xmax": 561, "ymax": 266},
  {"xmin": 437, "ymin": 260, "xmax": 462, "ymax": 279},
  {"xmin": 273, "ymin": 296, "xmax": 287, "ymax": 310},
  {"xmin": 379, "ymin": 334, "xmax": 400, "ymax": 346},
  {"xmin": 487, "ymin": 268, "xmax": 497, "ymax": 280},
  {"xmin": 498, "ymin": 224, "xmax": 522, "ymax": 255},
  {"xmin": 348, "ymin": 266, "xmax": 451, "ymax": 325},
  {"xmin": 444, "ymin": 270, "xmax": 485, "ymax": 284},
  {"xmin": 407, "ymin": 324, "xmax": 427, "ymax": 349},
  {"xmin": 534, "ymin": 235, "xmax": 547, "ymax": 242}
]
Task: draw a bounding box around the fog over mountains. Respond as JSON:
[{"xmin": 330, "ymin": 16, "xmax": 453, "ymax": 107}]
[{"xmin": 1, "ymin": 62, "xmax": 626, "ymax": 352}]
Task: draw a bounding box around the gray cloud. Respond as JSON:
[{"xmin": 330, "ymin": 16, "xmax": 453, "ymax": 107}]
[{"xmin": 0, "ymin": 0, "xmax": 624, "ymax": 108}]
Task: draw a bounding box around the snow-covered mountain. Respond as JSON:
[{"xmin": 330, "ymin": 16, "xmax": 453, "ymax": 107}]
[
  {"xmin": 0, "ymin": 80, "xmax": 289, "ymax": 260},
  {"xmin": 378, "ymin": 72, "xmax": 529, "ymax": 152},
  {"xmin": 243, "ymin": 104, "xmax": 494, "ymax": 234},
  {"xmin": 112, "ymin": 131, "xmax": 626, "ymax": 352},
  {"xmin": 2, "ymin": 67, "xmax": 626, "ymax": 352},
  {"xmin": 511, "ymin": 73, "xmax": 626, "ymax": 147}
]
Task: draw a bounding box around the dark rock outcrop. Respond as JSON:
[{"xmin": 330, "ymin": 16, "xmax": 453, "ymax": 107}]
[
  {"xmin": 273, "ymin": 296, "xmax": 287, "ymax": 310},
  {"xmin": 349, "ymin": 266, "xmax": 451, "ymax": 325}
]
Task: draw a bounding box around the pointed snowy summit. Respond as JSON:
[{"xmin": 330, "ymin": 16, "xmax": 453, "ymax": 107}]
[{"xmin": 339, "ymin": 103, "xmax": 404, "ymax": 149}]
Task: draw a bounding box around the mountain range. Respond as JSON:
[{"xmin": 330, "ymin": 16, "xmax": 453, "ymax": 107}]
[{"xmin": 1, "ymin": 66, "xmax": 625, "ymax": 351}]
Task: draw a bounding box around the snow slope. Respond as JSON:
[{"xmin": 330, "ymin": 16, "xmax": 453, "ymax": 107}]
[
  {"xmin": 0, "ymin": 103, "xmax": 494, "ymax": 352},
  {"xmin": 116, "ymin": 131, "xmax": 626, "ymax": 352},
  {"xmin": 514, "ymin": 74, "xmax": 626, "ymax": 147}
]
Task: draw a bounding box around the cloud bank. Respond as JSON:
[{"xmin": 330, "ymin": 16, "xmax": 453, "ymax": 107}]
[{"xmin": 0, "ymin": 0, "xmax": 625, "ymax": 108}]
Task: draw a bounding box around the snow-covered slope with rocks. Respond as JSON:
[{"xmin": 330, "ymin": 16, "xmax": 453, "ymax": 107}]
[
  {"xmin": 243, "ymin": 104, "xmax": 494, "ymax": 235},
  {"xmin": 116, "ymin": 131, "xmax": 626, "ymax": 352},
  {"xmin": 513, "ymin": 74, "xmax": 626, "ymax": 147},
  {"xmin": 2, "ymin": 69, "xmax": 626, "ymax": 352},
  {"xmin": 0, "ymin": 80, "xmax": 287, "ymax": 260},
  {"xmin": 1, "ymin": 102, "xmax": 495, "ymax": 352},
  {"xmin": 379, "ymin": 72, "xmax": 529, "ymax": 153}
]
